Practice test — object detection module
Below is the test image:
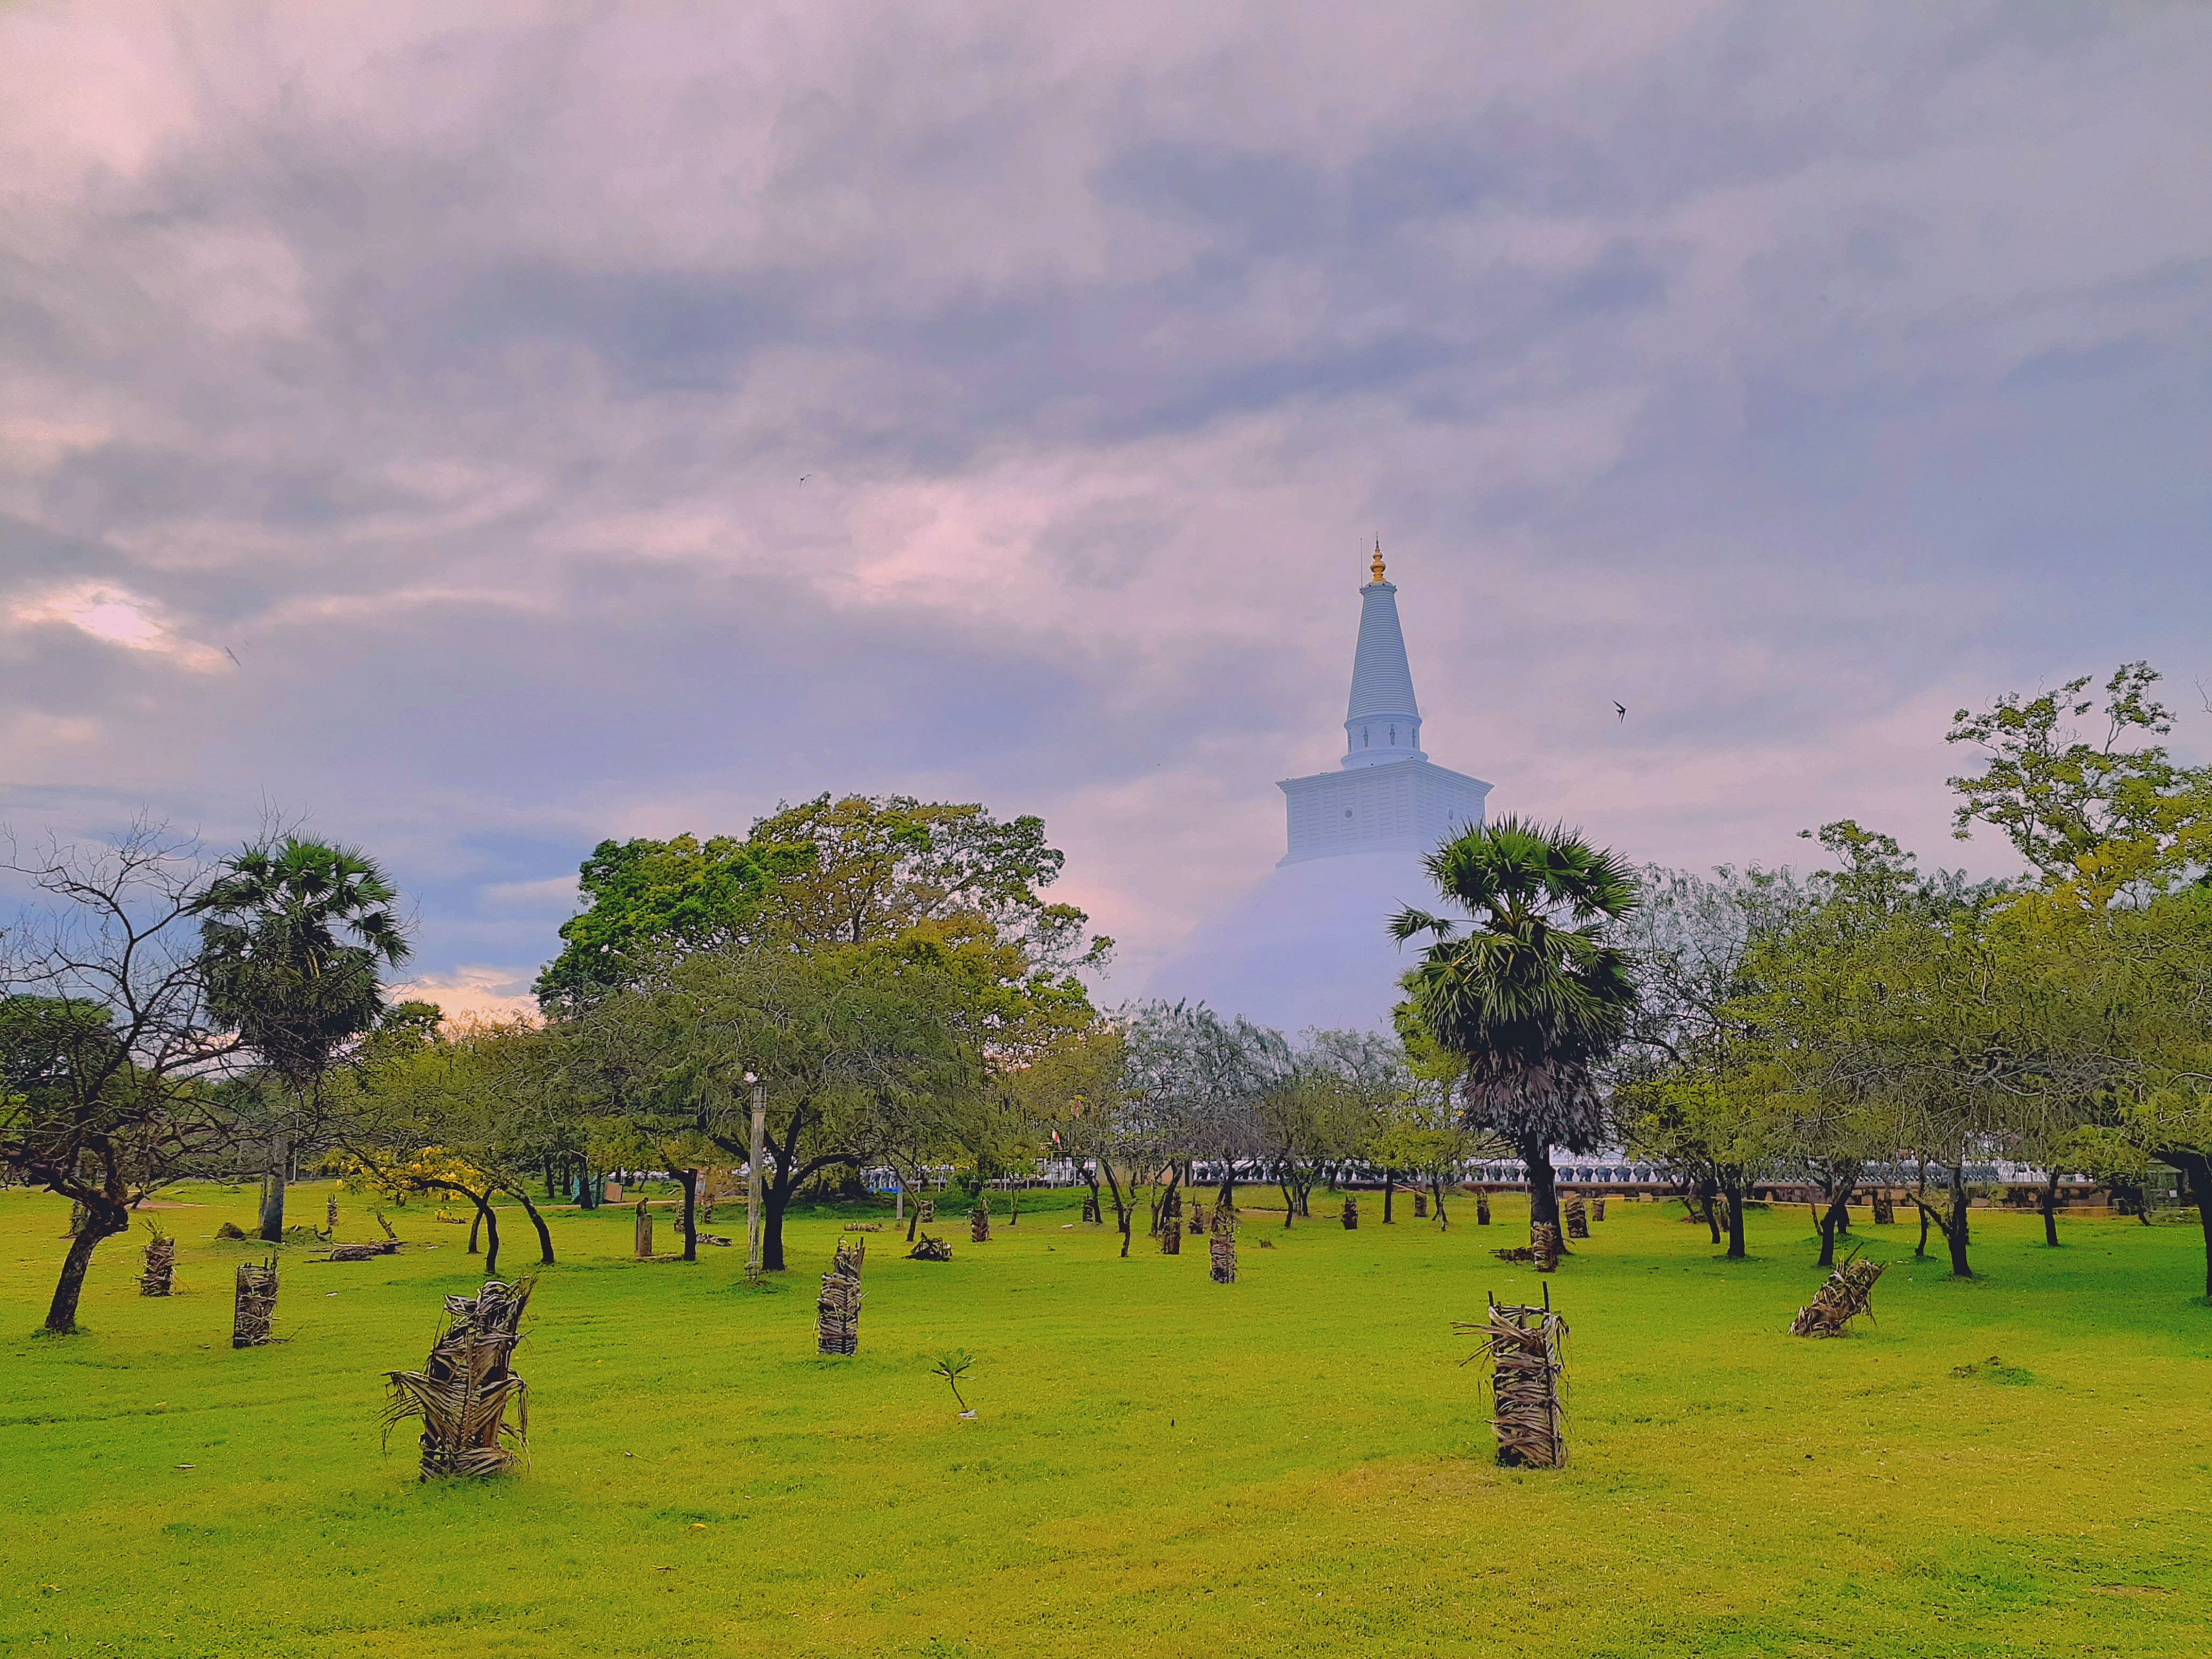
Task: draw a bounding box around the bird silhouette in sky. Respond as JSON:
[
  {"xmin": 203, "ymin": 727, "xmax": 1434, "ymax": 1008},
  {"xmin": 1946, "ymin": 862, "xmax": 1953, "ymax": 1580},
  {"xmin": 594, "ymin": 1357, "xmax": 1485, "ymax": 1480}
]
[
  {"xmin": 224, "ymin": 646, "xmax": 242, "ymax": 668},
  {"xmin": 1614, "ymin": 701, "xmax": 1627, "ymax": 721},
  {"xmin": 799, "ymin": 474, "xmax": 811, "ymax": 483}
]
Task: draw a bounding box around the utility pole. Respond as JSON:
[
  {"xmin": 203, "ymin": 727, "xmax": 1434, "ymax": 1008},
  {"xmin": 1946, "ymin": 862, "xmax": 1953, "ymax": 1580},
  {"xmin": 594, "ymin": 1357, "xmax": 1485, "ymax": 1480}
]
[{"xmin": 746, "ymin": 1074, "xmax": 766, "ymax": 1279}]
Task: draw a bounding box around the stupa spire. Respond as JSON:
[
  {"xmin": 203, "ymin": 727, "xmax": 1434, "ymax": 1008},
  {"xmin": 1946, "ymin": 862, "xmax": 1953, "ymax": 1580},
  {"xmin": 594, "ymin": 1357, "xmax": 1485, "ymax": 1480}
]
[{"xmin": 1343, "ymin": 544, "xmax": 1423, "ymax": 768}]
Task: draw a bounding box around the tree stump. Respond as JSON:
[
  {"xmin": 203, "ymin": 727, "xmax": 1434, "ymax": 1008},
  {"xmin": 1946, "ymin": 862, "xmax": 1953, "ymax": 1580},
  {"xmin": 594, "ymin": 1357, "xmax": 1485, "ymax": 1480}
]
[
  {"xmin": 634, "ymin": 1199, "xmax": 654, "ymax": 1260},
  {"xmin": 1564, "ymin": 1197, "xmax": 1590, "ymax": 1240},
  {"xmin": 232, "ymin": 1259, "xmax": 278, "ymax": 1348},
  {"xmin": 1081, "ymin": 1193, "xmax": 1100, "ymax": 1225},
  {"xmin": 1476, "ymin": 1194, "xmax": 1492, "ymax": 1227},
  {"xmin": 919, "ymin": 1198, "xmax": 936, "ymax": 1223},
  {"xmin": 1413, "ymin": 1192, "xmax": 1428, "ymax": 1219},
  {"xmin": 1593, "ymin": 1198, "xmax": 1606, "ymax": 1222},
  {"xmin": 1459, "ymin": 1287, "xmax": 1569, "ymax": 1468},
  {"xmin": 1530, "ymin": 1222, "xmax": 1562, "ymax": 1272},
  {"xmin": 816, "ymin": 1238, "xmax": 864, "ymax": 1356},
  {"xmin": 970, "ymin": 1204, "xmax": 991, "ymax": 1243},
  {"xmin": 1342, "ymin": 1196, "xmax": 1359, "ymax": 1230},
  {"xmin": 380, "ymin": 1277, "xmax": 532, "ymax": 1479},
  {"xmin": 140, "ymin": 1227, "xmax": 175, "ymax": 1297},
  {"xmin": 1871, "ymin": 1192, "xmax": 1895, "ymax": 1225},
  {"xmin": 1188, "ymin": 1203, "xmax": 1207, "ymax": 1235},
  {"xmin": 1159, "ymin": 1217, "xmax": 1181, "ymax": 1253},
  {"xmin": 1209, "ymin": 1230, "xmax": 1237, "ymax": 1284}
]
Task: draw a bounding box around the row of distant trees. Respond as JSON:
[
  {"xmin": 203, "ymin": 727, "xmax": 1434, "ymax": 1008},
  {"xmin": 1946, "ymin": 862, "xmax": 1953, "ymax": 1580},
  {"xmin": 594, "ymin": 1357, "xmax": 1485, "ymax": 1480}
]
[{"xmin": 6, "ymin": 666, "xmax": 2212, "ymax": 1332}]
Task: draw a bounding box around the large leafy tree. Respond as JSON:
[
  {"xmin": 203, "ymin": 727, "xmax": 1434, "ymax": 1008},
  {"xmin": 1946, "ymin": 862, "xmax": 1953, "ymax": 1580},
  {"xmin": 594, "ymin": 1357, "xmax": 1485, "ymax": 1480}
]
[
  {"xmin": 192, "ymin": 836, "xmax": 411, "ymax": 1241},
  {"xmin": 748, "ymin": 794, "xmax": 1110, "ymax": 972},
  {"xmin": 1948, "ymin": 660, "xmax": 2212, "ymax": 902},
  {"xmin": 1391, "ymin": 816, "xmax": 1640, "ymax": 1240},
  {"xmin": 533, "ymin": 833, "xmax": 811, "ymax": 1012}
]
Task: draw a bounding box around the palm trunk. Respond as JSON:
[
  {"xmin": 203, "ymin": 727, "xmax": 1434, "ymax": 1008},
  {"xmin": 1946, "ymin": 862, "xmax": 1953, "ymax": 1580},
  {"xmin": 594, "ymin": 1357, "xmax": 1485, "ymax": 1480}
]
[{"xmin": 259, "ymin": 1130, "xmax": 289, "ymax": 1243}]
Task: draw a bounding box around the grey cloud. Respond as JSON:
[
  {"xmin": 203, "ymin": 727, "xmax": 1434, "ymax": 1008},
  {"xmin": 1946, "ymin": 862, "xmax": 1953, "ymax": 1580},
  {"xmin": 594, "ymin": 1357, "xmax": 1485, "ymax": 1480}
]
[{"xmin": 2, "ymin": 0, "xmax": 2209, "ymax": 1000}]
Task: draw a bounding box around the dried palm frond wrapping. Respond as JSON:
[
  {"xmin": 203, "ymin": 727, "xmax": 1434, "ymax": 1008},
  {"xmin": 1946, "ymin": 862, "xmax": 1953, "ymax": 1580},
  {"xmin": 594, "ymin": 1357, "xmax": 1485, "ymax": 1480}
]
[
  {"xmin": 970, "ymin": 1204, "xmax": 992, "ymax": 1243},
  {"xmin": 908, "ymin": 1233, "xmax": 953, "ymax": 1261},
  {"xmin": 1188, "ymin": 1204, "xmax": 1207, "ymax": 1235},
  {"xmin": 232, "ymin": 1260, "xmax": 278, "ymax": 1348},
  {"xmin": 816, "ymin": 1238, "xmax": 865, "ymax": 1356},
  {"xmin": 1593, "ymin": 1198, "xmax": 1606, "ymax": 1222},
  {"xmin": 1458, "ymin": 1288, "xmax": 1570, "ymax": 1468},
  {"xmin": 1413, "ymin": 1192, "xmax": 1428, "ymax": 1219},
  {"xmin": 1475, "ymin": 1194, "xmax": 1492, "ymax": 1227},
  {"xmin": 140, "ymin": 1224, "xmax": 176, "ymax": 1296},
  {"xmin": 1081, "ymin": 1193, "xmax": 1100, "ymax": 1224},
  {"xmin": 919, "ymin": 1199, "xmax": 936, "ymax": 1223},
  {"xmin": 1211, "ymin": 1200, "xmax": 1237, "ymax": 1235},
  {"xmin": 634, "ymin": 1200, "xmax": 655, "ymax": 1260},
  {"xmin": 1159, "ymin": 1215, "xmax": 1181, "ymax": 1254},
  {"xmin": 1871, "ymin": 1192, "xmax": 1896, "ymax": 1225},
  {"xmin": 381, "ymin": 1278, "xmax": 534, "ymax": 1480},
  {"xmin": 1209, "ymin": 1230, "xmax": 1237, "ymax": 1284},
  {"xmin": 1342, "ymin": 1196, "xmax": 1359, "ymax": 1230},
  {"xmin": 1564, "ymin": 1197, "xmax": 1590, "ymax": 1240},
  {"xmin": 327, "ymin": 1241, "xmax": 401, "ymax": 1261},
  {"xmin": 1790, "ymin": 1254, "xmax": 1887, "ymax": 1338}
]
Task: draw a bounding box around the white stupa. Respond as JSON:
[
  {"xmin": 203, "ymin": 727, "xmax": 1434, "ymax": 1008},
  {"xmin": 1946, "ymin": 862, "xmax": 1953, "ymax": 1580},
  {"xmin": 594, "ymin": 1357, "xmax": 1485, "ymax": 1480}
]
[{"xmin": 1142, "ymin": 547, "xmax": 1491, "ymax": 1032}]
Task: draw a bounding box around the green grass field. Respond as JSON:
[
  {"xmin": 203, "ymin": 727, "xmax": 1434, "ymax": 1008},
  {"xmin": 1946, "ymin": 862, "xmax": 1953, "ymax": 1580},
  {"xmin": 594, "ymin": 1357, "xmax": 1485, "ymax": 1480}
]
[{"xmin": 2, "ymin": 1183, "xmax": 2207, "ymax": 1658}]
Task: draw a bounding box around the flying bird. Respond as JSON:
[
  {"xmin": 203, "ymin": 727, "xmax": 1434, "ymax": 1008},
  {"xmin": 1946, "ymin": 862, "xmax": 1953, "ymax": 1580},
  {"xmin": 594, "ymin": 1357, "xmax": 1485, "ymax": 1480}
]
[
  {"xmin": 224, "ymin": 646, "xmax": 242, "ymax": 668},
  {"xmin": 1614, "ymin": 701, "xmax": 1627, "ymax": 721},
  {"xmin": 799, "ymin": 474, "xmax": 811, "ymax": 483}
]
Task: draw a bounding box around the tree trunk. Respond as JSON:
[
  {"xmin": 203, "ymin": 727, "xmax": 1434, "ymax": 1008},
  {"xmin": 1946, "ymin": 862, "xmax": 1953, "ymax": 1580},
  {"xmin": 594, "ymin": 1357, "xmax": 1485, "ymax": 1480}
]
[
  {"xmin": 1817, "ymin": 1191, "xmax": 1851, "ymax": 1267},
  {"xmin": 2041, "ymin": 1168, "xmax": 2062, "ymax": 1248},
  {"xmin": 44, "ymin": 1206, "xmax": 118, "ymax": 1334},
  {"xmin": 468, "ymin": 1206, "xmax": 483, "ymax": 1254},
  {"xmin": 1947, "ymin": 1177, "xmax": 1982, "ymax": 1283},
  {"xmin": 259, "ymin": 1130, "xmax": 289, "ymax": 1243},
  {"xmin": 764, "ymin": 1181, "xmax": 791, "ymax": 1271},
  {"xmin": 2169, "ymin": 1152, "xmax": 2212, "ymax": 1302},
  {"xmin": 1431, "ymin": 1175, "xmax": 1449, "ymax": 1229},
  {"xmin": 579, "ymin": 1161, "xmax": 599, "ymax": 1211},
  {"xmin": 1383, "ymin": 1170, "xmax": 1395, "ymax": 1223},
  {"xmin": 679, "ymin": 1169, "xmax": 699, "ymax": 1264},
  {"xmin": 1696, "ymin": 1180, "xmax": 1721, "ymax": 1244},
  {"xmin": 511, "ymin": 1187, "xmax": 556, "ymax": 1265},
  {"xmin": 1723, "ymin": 1180, "xmax": 1747, "ymax": 1260}
]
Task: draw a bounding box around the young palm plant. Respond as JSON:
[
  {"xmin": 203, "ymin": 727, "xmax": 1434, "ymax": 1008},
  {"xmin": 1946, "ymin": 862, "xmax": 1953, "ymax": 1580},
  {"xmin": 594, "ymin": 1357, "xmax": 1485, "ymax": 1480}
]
[
  {"xmin": 1391, "ymin": 816, "xmax": 1640, "ymax": 1245},
  {"xmin": 192, "ymin": 837, "xmax": 412, "ymax": 1241},
  {"xmin": 932, "ymin": 1348, "xmax": 977, "ymax": 1418}
]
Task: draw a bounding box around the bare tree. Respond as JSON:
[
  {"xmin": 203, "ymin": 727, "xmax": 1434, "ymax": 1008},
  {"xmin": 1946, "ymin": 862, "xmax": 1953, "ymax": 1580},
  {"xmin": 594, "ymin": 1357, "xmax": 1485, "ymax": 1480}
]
[{"xmin": 1, "ymin": 821, "xmax": 239, "ymax": 1332}]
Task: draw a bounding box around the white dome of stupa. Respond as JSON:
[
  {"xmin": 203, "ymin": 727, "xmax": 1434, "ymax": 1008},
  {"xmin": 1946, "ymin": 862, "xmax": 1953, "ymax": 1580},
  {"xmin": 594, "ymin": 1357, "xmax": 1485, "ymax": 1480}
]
[{"xmin": 1142, "ymin": 547, "xmax": 1489, "ymax": 1033}]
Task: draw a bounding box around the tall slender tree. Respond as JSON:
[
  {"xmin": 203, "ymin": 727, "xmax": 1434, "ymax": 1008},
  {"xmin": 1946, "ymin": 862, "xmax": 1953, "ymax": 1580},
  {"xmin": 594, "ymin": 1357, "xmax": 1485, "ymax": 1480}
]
[
  {"xmin": 1391, "ymin": 817, "xmax": 1640, "ymax": 1241},
  {"xmin": 191, "ymin": 836, "xmax": 411, "ymax": 1241}
]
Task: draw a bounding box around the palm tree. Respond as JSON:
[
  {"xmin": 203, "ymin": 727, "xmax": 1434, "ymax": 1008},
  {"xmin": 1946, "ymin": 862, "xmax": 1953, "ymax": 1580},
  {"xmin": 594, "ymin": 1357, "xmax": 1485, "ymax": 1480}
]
[
  {"xmin": 1390, "ymin": 816, "xmax": 1640, "ymax": 1242},
  {"xmin": 192, "ymin": 837, "xmax": 411, "ymax": 1241}
]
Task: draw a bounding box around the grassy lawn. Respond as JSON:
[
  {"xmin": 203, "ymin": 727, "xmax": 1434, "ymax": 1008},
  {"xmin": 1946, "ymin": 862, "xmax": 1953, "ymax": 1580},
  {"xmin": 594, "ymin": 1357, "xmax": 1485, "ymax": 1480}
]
[{"xmin": 2, "ymin": 1182, "xmax": 2206, "ymax": 1658}]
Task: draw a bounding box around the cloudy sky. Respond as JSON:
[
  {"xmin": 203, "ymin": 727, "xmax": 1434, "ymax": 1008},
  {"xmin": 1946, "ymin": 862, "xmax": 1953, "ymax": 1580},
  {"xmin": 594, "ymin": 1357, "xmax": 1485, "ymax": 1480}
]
[{"xmin": 3, "ymin": 1, "xmax": 2208, "ymax": 1011}]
